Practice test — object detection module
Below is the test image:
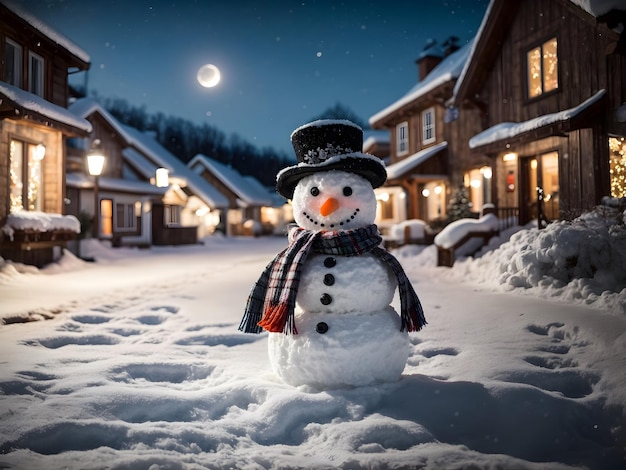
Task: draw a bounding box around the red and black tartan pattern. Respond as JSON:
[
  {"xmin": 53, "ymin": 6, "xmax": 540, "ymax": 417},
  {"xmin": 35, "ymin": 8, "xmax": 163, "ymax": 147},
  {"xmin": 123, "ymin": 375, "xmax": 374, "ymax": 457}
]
[{"xmin": 238, "ymin": 224, "xmax": 426, "ymax": 334}]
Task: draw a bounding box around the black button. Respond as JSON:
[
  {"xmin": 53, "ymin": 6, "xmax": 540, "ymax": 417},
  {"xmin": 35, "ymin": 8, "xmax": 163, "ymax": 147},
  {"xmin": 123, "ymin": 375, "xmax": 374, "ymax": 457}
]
[
  {"xmin": 320, "ymin": 293, "xmax": 332, "ymax": 305},
  {"xmin": 323, "ymin": 274, "xmax": 335, "ymax": 286},
  {"xmin": 323, "ymin": 257, "xmax": 336, "ymax": 268},
  {"xmin": 316, "ymin": 322, "xmax": 329, "ymax": 334}
]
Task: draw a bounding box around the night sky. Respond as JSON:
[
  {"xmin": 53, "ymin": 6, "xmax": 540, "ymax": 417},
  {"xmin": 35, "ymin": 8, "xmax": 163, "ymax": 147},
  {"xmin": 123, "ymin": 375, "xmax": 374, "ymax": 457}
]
[{"xmin": 16, "ymin": 0, "xmax": 489, "ymax": 154}]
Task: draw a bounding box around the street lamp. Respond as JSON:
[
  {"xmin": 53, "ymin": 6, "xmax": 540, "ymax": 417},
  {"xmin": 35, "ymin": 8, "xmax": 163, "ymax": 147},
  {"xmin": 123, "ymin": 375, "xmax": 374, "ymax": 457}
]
[{"xmin": 87, "ymin": 139, "xmax": 106, "ymax": 239}]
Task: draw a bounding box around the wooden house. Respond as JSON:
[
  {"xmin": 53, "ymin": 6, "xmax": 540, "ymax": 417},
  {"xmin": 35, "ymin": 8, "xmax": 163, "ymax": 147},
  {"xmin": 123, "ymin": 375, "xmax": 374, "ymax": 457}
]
[
  {"xmin": 67, "ymin": 98, "xmax": 229, "ymax": 247},
  {"xmin": 188, "ymin": 154, "xmax": 287, "ymax": 236},
  {"xmin": 452, "ymin": 0, "xmax": 626, "ymax": 226},
  {"xmin": 0, "ymin": 1, "xmax": 92, "ymax": 267},
  {"xmin": 369, "ymin": 36, "xmax": 473, "ymax": 233}
]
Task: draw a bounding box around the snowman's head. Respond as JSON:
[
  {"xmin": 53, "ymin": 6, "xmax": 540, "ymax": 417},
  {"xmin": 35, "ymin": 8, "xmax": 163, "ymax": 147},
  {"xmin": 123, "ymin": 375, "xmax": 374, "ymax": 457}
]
[{"xmin": 292, "ymin": 170, "xmax": 377, "ymax": 231}]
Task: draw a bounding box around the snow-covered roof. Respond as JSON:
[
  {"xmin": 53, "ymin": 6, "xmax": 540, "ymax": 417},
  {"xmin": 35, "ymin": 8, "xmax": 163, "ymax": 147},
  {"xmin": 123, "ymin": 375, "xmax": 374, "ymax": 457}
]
[
  {"xmin": 0, "ymin": 82, "xmax": 92, "ymax": 134},
  {"xmin": 569, "ymin": 0, "xmax": 626, "ymax": 17},
  {"xmin": 188, "ymin": 154, "xmax": 275, "ymax": 207},
  {"xmin": 122, "ymin": 147, "xmax": 160, "ymax": 181},
  {"xmin": 385, "ymin": 141, "xmax": 448, "ymax": 180},
  {"xmin": 369, "ymin": 40, "xmax": 474, "ymax": 126},
  {"xmin": 66, "ymin": 172, "xmax": 167, "ymax": 196},
  {"xmin": 469, "ymin": 90, "xmax": 606, "ymax": 149},
  {"xmin": 363, "ymin": 129, "xmax": 390, "ymax": 148},
  {"xmin": 1, "ymin": 0, "xmax": 90, "ymax": 64},
  {"xmin": 69, "ymin": 98, "xmax": 229, "ymax": 209}
]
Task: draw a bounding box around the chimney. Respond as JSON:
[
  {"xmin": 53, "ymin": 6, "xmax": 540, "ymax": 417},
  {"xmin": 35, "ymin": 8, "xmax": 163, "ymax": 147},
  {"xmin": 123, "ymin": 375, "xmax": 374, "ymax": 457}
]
[
  {"xmin": 416, "ymin": 38, "xmax": 443, "ymax": 81},
  {"xmin": 442, "ymin": 35, "xmax": 460, "ymax": 57}
]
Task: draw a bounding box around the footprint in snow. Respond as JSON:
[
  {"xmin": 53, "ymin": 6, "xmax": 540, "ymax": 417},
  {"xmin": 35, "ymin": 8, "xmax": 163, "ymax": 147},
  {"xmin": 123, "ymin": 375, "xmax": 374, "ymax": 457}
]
[
  {"xmin": 110, "ymin": 362, "xmax": 215, "ymax": 384},
  {"xmin": 22, "ymin": 335, "xmax": 120, "ymax": 349},
  {"xmin": 499, "ymin": 322, "xmax": 600, "ymax": 398}
]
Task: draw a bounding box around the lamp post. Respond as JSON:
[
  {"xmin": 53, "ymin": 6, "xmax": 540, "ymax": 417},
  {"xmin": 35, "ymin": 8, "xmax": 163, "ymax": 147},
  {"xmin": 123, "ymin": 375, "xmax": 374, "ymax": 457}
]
[{"xmin": 87, "ymin": 139, "xmax": 106, "ymax": 240}]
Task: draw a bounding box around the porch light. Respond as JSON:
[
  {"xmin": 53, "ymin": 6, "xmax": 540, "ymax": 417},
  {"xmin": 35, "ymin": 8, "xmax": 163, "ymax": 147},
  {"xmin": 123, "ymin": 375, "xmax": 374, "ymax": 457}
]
[
  {"xmin": 87, "ymin": 139, "xmax": 106, "ymax": 239},
  {"xmin": 156, "ymin": 168, "xmax": 169, "ymax": 187},
  {"xmin": 422, "ymin": 188, "xmax": 430, "ymax": 198},
  {"xmin": 434, "ymin": 185, "xmax": 443, "ymax": 195},
  {"xmin": 481, "ymin": 167, "xmax": 493, "ymax": 179},
  {"xmin": 87, "ymin": 139, "xmax": 105, "ymax": 176},
  {"xmin": 503, "ymin": 153, "xmax": 517, "ymax": 162}
]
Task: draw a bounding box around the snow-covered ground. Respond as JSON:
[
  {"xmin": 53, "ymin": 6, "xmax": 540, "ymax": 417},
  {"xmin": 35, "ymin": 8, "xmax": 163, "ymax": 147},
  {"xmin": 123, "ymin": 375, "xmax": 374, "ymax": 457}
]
[{"xmin": 0, "ymin": 206, "xmax": 625, "ymax": 469}]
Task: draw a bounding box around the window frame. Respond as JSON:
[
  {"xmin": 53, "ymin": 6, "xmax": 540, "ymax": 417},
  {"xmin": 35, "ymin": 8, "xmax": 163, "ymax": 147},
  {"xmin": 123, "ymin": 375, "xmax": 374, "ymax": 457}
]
[
  {"xmin": 28, "ymin": 50, "xmax": 44, "ymax": 97},
  {"xmin": 421, "ymin": 107, "xmax": 436, "ymax": 145},
  {"xmin": 115, "ymin": 201, "xmax": 138, "ymax": 231},
  {"xmin": 396, "ymin": 121, "xmax": 409, "ymax": 156},
  {"xmin": 164, "ymin": 204, "xmax": 181, "ymax": 226},
  {"xmin": 526, "ymin": 36, "xmax": 559, "ymax": 100},
  {"xmin": 5, "ymin": 37, "xmax": 22, "ymax": 87}
]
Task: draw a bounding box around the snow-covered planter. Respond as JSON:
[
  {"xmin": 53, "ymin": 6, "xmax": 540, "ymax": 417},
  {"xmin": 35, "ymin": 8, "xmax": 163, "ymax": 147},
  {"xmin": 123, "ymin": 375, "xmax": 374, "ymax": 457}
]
[
  {"xmin": 388, "ymin": 219, "xmax": 428, "ymax": 246},
  {"xmin": 435, "ymin": 213, "xmax": 500, "ymax": 266},
  {"xmin": 1, "ymin": 212, "xmax": 80, "ymax": 242}
]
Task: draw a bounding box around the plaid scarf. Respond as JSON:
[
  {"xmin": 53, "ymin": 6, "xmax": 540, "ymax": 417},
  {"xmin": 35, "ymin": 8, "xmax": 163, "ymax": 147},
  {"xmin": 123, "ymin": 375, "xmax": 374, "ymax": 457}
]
[{"xmin": 238, "ymin": 224, "xmax": 426, "ymax": 335}]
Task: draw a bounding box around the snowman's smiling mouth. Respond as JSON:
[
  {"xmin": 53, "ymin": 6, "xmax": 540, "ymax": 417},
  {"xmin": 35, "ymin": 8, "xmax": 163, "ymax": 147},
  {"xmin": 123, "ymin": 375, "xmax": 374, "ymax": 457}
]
[{"xmin": 302, "ymin": 208, "xmax": 360, "ymax": 229}]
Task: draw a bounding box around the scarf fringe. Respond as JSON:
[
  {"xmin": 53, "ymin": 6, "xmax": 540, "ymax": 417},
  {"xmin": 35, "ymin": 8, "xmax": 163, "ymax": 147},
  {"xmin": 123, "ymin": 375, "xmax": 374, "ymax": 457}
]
[
  {"xmin": 238, "ymin": 306, "xmax": 263, "ymax": 333},
  {"xmin": 257, "ymin": 303, "xmax": 297, "ymax": 334},
  {"xmin": 401, "ymin": 302, "xmax": 427, "ymax": 333}
]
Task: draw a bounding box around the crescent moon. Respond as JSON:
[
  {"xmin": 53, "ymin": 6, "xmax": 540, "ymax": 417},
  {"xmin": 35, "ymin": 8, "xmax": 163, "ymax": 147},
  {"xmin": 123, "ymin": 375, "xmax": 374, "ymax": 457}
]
[{"xmin": 197, "ymin": 64, "xmax": 221, "ymax": 88}]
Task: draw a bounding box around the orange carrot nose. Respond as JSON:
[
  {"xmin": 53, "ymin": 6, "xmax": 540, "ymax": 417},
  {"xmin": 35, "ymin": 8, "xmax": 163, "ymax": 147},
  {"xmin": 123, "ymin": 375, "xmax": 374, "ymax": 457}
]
[{"xmin": 320, "ymin": 197, "xmax": 340, "ymax": 216}]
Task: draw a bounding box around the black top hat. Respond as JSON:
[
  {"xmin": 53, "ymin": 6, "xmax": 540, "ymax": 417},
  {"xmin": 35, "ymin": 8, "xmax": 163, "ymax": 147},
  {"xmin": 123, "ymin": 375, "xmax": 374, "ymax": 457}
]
[{"xmin": 276, "ymin": 119, "xmax": 387, "ymax": 199}]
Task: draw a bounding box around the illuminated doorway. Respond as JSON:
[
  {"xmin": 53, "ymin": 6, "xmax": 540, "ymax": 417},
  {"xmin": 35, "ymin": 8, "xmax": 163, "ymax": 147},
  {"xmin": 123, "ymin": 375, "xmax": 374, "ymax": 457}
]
[{"xmin": 520, "ymin": 151, "xmax": 559, "ymax": 224}]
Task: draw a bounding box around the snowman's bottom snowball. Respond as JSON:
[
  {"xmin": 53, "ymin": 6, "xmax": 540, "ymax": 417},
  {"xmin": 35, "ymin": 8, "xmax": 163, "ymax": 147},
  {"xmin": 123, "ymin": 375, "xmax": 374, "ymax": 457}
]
[{"xmin": 267, "ymin": 307, "xmax": 409, "ymax": 388}]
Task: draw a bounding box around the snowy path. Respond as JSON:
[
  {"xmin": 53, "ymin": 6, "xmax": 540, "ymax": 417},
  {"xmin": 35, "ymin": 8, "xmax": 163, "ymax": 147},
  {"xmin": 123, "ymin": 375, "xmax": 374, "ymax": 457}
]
[{"xmin": 0, "ymin": 237, "xmax": 624, "ymax": 469}]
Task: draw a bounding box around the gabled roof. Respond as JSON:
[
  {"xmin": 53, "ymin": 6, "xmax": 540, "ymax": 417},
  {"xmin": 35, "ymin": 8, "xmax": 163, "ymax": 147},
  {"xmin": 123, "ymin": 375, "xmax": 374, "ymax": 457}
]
[
  {"xmin": 0, "ymin": 82, "xmax": 92, "ymax": 135},
  {"xmin": 188, "ymin": 154, "xmax": 275, "ymax": 207},
  {"xmin": 452, "ymin": 0, "xmax": 517, "ymax": 106},
  {"xmin": 385, "ymin": 141, "xmax": 448, "ymax": 180},
  {"xmin": 369, "ymin": 39, "xmax": 474, "ymax": 127},
  {"xmin": 69, "ymin": 98, "xmax": 229, "ymax": 209},
  {"xmin": 453, "ymin": 0, "xmax": 624, "ymax": 106},
  {"xmin": 1, "ymin": 0, "xmax": 90, "ymax": 66}
]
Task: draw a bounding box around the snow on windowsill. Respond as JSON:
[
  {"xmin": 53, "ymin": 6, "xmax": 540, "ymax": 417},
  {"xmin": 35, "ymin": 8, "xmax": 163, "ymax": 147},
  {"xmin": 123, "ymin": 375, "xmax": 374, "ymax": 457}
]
[{"xmin": 2, "ymin": 212, "xmax": 80, "ymax": 241}]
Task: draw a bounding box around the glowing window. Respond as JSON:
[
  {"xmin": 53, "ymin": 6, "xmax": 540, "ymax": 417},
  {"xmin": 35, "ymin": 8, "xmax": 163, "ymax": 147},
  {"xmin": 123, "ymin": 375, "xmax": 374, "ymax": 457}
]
[
  {"xmin": 9, "ymin": 140, "xmax": 44, "ymax": 213},
  {"xmin": 609, "ymin": 137, "xmax": 626, "ymax": 198},
  {"xmin": 527, "ymin": 37, "xmax": 558, "ymax": 98}
]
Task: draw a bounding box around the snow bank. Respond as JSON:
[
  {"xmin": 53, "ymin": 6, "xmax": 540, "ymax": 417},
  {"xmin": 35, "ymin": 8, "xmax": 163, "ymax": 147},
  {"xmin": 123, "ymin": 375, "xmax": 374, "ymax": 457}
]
[
  {"xmin": 434, "ymin": 213, "xmax": 499, "ymax": 249},
  {"xmin": 1, "ymin": 211, "xmax": 81, "ymax": 240},
  {"xmin": 448, "ymin": 203, "xmax": 626, "ymax": 314}
]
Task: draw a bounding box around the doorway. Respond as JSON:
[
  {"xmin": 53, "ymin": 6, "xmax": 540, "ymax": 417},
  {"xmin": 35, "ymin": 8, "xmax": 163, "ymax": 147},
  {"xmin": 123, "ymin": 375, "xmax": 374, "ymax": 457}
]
[{"xmin": 520, "ymin": 151, "xmax": 559, "ymax": 225}]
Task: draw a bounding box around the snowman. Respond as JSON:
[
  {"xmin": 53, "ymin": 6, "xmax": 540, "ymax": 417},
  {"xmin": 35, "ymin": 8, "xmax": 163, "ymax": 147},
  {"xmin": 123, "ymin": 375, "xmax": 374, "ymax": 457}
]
[{"xmin": 239, "ymin": 119, "xmax": 426, "ymax": 388}]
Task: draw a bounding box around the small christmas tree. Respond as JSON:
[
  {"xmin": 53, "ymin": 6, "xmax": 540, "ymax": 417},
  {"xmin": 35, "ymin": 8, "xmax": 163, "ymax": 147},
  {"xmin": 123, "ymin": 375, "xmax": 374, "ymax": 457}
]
[{"xmin": 446, "ymin": 185, "xmax": 472, "ymax": 223}]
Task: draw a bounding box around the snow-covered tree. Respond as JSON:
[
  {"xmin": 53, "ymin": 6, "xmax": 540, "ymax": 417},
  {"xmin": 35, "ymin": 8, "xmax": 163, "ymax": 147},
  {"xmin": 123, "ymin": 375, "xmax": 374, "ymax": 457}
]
[{"xmin": 446, "ymin": 185, "xmax": 472, "ymax": 222}]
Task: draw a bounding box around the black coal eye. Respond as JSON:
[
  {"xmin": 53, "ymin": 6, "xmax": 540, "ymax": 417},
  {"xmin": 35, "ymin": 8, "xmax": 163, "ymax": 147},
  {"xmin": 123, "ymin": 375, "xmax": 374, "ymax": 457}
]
[
  {"xmin": 343, "ymin": 186, "xmax": 353, "ymax": 196},
  {"xmin": 310, "ymin": 187, "xmax": 320, "ymax": 196}
]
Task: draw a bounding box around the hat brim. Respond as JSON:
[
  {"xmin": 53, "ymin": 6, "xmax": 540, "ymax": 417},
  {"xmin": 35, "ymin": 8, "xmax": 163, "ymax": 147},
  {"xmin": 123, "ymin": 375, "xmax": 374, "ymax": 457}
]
[{"xmin": 276, "ymin": 153, "xmax": 387, "ymax": 199}]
